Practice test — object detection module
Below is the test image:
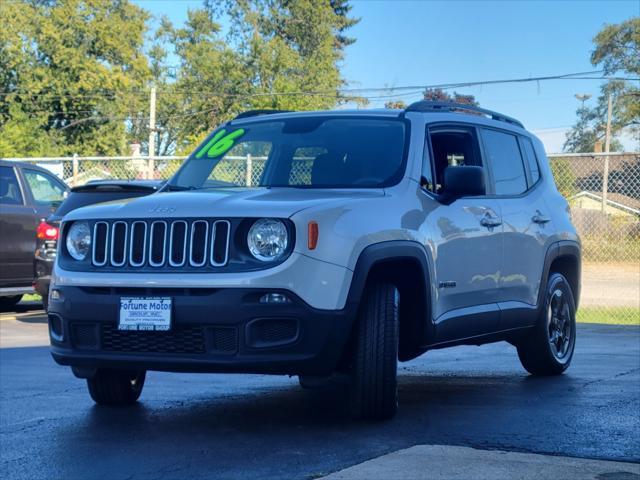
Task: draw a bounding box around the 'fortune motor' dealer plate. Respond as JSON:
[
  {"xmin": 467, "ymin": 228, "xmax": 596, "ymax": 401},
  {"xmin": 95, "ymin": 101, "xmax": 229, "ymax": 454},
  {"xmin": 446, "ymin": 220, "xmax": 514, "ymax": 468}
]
[{"xmin": 119, "ymin": 297, "xmax": 172, "ymax": 331}]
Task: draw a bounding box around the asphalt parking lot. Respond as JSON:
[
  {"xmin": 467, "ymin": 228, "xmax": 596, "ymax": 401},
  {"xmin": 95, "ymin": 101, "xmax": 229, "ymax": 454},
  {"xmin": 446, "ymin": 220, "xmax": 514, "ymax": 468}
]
[{"xmin": 1, "ymin": 304, "xmax": 639, "ymax": 479}]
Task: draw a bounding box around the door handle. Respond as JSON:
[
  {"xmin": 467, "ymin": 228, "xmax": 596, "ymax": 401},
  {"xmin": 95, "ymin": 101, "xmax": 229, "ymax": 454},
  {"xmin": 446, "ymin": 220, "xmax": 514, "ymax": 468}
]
[
  {"xmin": 532, "ymin": 210, "xmax": 551, "ymax": 224},
  {"xmin": 480, "ymin": 214, "xmax": 502, "ymax": 228}
]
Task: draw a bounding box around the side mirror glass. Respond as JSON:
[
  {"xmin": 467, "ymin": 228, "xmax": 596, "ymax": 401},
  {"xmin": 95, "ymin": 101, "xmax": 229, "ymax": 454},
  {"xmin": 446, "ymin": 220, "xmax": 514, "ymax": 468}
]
[{"xmin": 442, "ymin": 166, "xmax": 486, "ymax": 199}]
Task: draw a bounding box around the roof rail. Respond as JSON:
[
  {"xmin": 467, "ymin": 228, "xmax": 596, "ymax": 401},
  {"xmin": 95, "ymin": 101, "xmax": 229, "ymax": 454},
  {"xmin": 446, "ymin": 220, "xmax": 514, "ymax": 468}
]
[
  {"xmin": 234, "ymin": 109, "xmax": 292, "ymax": 120},
  {"xmin": 404, "ymin": 101, "xmax": 524, "ymax": 128}
]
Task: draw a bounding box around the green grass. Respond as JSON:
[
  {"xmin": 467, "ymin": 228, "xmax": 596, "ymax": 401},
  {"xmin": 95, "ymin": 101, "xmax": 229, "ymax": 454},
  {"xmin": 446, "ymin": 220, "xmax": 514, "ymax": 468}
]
[
  {"xmin": 577, "ymin": 307, "xmax": 640, "ymax": 325},
  {"xmin": 22, "ymin": 294, "xmax": 42, "ymax": 303}
]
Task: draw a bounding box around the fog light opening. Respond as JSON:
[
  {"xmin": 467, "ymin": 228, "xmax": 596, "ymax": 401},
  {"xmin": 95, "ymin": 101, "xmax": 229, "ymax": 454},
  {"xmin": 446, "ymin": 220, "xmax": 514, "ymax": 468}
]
[
  {"xmin": 50, "ymin": 289, "xmax": 62, "ymax": 301},
  {"xmin": 259, "ymin": 293, "xmax": 292, "ymax": 304},
  {"xmin": 48, "ymin": 314, "xmax": 64, "ymax": 342}
]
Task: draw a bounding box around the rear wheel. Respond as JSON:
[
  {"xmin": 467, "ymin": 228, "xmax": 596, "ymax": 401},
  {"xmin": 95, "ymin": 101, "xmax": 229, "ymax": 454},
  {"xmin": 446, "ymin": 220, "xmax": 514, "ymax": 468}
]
[
  {"xmin": 87, "ymin": 369, "xmax": 146, "ymax": 405},
  {"xmin": 0, "ymin": 295, "xmax": 22, "ymax": 312},
  {"xmin": 349, "ymin": 282, "xmax": 399, "ymax": 420},
  {"xmin": 517, "ymin": 273, "xmax": 576, "ymax": 375}
]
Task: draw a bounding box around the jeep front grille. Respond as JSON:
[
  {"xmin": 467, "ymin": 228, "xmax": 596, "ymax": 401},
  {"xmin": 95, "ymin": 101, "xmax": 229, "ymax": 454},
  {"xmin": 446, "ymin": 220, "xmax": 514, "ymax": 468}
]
[{"xmin": 91, "ymin": 219, "xmax": 231, "ymax": 269}]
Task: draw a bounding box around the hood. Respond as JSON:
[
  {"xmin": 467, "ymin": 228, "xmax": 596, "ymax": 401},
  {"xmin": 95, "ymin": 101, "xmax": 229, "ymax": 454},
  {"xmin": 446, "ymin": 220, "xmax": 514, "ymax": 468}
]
[{"xmin": 62, "ymin": 187, "xmax": 384, "ymax": 222}]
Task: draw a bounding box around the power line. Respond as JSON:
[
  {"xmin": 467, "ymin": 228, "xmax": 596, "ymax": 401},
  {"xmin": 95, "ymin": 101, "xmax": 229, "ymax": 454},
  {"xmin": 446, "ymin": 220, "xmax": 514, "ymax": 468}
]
[
  {"xmin": 1, "ymin": 71, "xmax": 637, "ymax": 99},
  {"xmin": 6, "ymin": 70, "xmax": 639, "ymax": 125}
]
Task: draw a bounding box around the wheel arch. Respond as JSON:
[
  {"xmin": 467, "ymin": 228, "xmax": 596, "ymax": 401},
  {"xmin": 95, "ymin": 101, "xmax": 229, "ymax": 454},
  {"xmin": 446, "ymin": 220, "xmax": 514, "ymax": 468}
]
[
  {"xmin": 540, "ymin": 241, "xmax": 581, "ymax": 310},
  {"xmin": 345, "ymin": 241, "xmax": 435, "ymax": 361}
]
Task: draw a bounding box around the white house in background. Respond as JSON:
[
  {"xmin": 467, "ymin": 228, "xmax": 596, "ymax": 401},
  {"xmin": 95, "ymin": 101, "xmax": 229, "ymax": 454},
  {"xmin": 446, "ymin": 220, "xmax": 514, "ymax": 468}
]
[{"xmin": 570, "ymin": 191, "xmax": 640, "ymax": 217}]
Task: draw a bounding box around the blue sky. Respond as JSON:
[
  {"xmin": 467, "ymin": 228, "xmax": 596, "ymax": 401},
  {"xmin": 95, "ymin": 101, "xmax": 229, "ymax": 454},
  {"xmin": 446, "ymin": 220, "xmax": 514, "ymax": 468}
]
[{"xmin": 133, "ymin": 0, "xmax": 639, "ymax": 151}]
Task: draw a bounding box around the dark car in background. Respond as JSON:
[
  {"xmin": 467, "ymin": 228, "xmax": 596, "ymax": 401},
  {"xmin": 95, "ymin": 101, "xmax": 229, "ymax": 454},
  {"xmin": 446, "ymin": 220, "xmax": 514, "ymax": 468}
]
[
  {"xmin": 35, "ymin": 180, "xmax": 163, "ymax": 310},
  {"xmin": 0, "ymin": 160, "xmax": 68, "ymax": 310}
]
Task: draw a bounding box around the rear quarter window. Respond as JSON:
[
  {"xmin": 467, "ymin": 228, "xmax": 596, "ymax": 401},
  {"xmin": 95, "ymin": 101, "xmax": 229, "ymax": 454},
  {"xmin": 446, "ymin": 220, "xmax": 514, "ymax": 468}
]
[
  {"xmin": 481, "ymin": 129, "xmax": 528, "ymax": 195},
  {"xmin": 521, "ymin": 137, "xmax": 541, "ymax": 185}
]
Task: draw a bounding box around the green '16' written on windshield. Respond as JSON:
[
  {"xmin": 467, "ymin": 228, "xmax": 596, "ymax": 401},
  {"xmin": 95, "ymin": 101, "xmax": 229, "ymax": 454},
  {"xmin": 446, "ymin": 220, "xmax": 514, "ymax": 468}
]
[{"xmin": 194, "ymin": 129, "xmax": 245, "ymax": 159}]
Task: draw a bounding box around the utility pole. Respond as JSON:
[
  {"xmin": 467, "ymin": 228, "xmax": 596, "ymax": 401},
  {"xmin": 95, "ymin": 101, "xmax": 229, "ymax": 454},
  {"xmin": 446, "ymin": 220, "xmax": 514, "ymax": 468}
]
[
  {"xmin": 601, "ymin": 93, "xmax": 612, "ymax": 213},
  {"xmin": 148, "ymin": 85, "xmax": 157, "ymax": 180}
]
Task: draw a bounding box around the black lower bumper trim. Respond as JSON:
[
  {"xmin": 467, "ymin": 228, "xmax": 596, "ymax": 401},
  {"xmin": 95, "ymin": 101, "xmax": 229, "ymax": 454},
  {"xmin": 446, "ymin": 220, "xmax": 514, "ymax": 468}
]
[{"xmin": 49, "ymin": 286, "xmax": 355, "ymax": 376}]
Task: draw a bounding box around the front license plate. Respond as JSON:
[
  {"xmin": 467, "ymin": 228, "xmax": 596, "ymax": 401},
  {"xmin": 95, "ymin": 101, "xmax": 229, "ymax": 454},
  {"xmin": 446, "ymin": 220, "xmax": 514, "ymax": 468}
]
[{"xmin": 119, "ymin": 297, "xmax": 172, "ymax": 331}]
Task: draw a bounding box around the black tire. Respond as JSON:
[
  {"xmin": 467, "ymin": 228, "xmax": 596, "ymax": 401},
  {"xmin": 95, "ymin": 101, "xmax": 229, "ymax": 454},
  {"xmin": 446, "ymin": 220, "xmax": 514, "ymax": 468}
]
[
  {"xmin": 87, "ymin": 369, "xmax": 146, "ymax": 405},
  {"xmin": 517, "ymin": 273, "xmax": 577, "ymax": 376},
  {"xmin": 349, "ymin": 282, "xmax": 399, "ymax": 420},
  {"xmin": 0, "ymin": 295, "xmax": 22, "ymax": 312}
]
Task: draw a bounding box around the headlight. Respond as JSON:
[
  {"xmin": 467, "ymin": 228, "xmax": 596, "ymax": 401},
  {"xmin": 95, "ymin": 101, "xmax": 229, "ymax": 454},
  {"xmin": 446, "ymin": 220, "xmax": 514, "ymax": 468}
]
[
  {"xmin": 247, "ymin": 218, "xmax": 288, "ymax": 262},
  {"xmin": 66, "ymin": 222, "xmax": 91, "ymax": 261}
]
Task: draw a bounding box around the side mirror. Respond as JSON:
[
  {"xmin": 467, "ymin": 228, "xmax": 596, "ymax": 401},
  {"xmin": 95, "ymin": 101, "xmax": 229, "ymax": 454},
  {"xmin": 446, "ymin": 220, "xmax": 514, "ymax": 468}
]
[{"xmin": 442, "ymin": 166, "xmax": 486, "ymax": 198}]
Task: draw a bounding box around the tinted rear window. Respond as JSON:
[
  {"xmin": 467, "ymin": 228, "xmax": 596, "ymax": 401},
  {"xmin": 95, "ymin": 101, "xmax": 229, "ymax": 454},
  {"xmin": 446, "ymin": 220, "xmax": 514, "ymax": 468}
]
[
  {"xmin": 521, "ymin": 137, "xmax": 541, "ymax": 185},
  {"xmin": 481, "ymin": 129, "xmax": 527, "ymax": 195}
]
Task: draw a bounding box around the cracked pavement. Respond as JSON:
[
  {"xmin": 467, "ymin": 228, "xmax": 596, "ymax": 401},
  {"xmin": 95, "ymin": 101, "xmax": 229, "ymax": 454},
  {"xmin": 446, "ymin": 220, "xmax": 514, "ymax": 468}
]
[{"xmin": 1, "ymin": 308, "xmax": 639, "ymax": 479}]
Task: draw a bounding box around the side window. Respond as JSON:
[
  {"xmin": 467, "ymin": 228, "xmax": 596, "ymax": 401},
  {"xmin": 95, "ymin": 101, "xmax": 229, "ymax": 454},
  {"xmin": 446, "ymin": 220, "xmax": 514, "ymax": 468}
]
[
  {"xmin": 0, "ymin": 166, "xmax": 24, "ymax": 205},
  {"xmin": 23, "ymin": 169, "xmax": 66, "ymax": 207},
  {"xmin": 481, "ymin": 129, "xmax": 527, "ymax": 195},
  {"xmin": 521, "ymin": 137, "xmax": 541, "ymax": 185},
  {"xmin": 426, "ymin": 127, "xmax": 482, "ymax": 194}
]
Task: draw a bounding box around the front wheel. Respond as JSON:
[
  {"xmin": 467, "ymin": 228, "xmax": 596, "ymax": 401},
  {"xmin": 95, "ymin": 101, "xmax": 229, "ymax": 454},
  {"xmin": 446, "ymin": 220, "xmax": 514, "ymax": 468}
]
[
  {"xmin": 349, "ymin": 282, "xmax": 399, "ymax": 420},
  {"xmin": 517, "ymin": 273, "xmax": 576, "ymax": 375},
  {"xmin": 87, "ymin": 369, "xmax": 146, "ymax": 405}
]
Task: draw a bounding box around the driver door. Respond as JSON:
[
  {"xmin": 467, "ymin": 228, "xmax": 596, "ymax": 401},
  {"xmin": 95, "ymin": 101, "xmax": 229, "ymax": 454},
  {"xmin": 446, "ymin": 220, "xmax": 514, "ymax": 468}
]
[{"xmin": 421, "ymin": 125, "xmax": 503, "ymax": 343}]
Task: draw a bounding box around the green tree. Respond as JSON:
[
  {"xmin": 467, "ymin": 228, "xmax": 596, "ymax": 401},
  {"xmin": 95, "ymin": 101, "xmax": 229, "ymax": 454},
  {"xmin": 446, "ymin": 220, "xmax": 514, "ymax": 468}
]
[
  {"xmin": 155, "ymin": 1, "xmax": 359, "ymax": 154},
  {"xmin": 205, "ymin": 0, "xmax": 360, "ymax": 110},
  {"xmin": 591, "ymin": 17, "xmax": 639, "ymax": 132},
  {"xmin": 0, "ymin": 0, "xmax": 152, "ymax": 157},
  {"xmin": 549, "ymin": 157, "xmax": 577, "ymax": 199},
  {"xmin": 154, "ymin": 9, "xmax": 246, "ymax": 155},
  {"xmin": 564, "ymin": 102, "xmax": 596, "ymax": 153},
  {"xmin": 423, "ymin": 88, "xmax": 479, "ymax": 105},
  {"xmin": 564, "ymin": 18, "xmax": 639, "ymax": 153}
]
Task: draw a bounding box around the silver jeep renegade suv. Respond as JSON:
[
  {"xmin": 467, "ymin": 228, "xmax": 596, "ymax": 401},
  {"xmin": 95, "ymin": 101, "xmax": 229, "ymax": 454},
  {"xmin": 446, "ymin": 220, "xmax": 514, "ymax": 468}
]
[{"xmin": 50, "ymin": 101, "xmax": 581, "ymax": 419}]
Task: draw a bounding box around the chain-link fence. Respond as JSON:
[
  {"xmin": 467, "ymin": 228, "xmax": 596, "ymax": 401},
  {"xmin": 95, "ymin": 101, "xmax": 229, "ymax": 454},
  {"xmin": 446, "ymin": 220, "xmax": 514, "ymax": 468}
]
[
  {"xmin": 0, "ymin": 154, "xmax": 314, "ymax": 187},
  {"xmin": 548, "ymin": 152, "xmax": 639, "ymax": 324},
  {"xmin": 3, "ymin": 152, "xmax": 639, "ymax": 324}
]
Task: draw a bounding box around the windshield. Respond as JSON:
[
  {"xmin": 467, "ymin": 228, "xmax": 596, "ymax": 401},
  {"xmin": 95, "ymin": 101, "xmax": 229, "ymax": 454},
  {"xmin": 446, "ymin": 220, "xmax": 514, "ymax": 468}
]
[{"xmin": 168, "ymin": 116, "xmax": 408, "ymax": 190}]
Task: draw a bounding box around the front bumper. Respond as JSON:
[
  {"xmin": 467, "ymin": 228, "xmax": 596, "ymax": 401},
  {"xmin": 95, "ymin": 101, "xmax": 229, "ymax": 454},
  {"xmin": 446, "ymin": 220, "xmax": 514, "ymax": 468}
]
[{"xmin": 48, "ymin": 286, "xmax": 356, "ymax": 376}]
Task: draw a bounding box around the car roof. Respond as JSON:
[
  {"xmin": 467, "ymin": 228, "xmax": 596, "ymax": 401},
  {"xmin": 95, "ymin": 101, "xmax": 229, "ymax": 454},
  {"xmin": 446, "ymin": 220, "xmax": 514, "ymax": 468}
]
[
  {"xmin": 0, "ymin": 159, "xmax": 61, "ymax": 174},
  {"xmin": 229, "ymin": 108, "xmax": 402, "ymax": 126},
  {"xmin": 228, "ymin": 106, "xmax": 529, "ymax": 134}
]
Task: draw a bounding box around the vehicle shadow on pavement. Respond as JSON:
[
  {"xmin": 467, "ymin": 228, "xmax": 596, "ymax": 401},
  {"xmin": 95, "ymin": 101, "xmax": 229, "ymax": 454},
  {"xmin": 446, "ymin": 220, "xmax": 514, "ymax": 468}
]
[
  {"xmin": 4, "ymin": 343, "xmax": 637, "ymax": 478},
  {"xmin": 45, "ymin": 371, "xmax": 610, "ymax": 478},
  {"xmin": 71, "ymin": 370, "xmax": 582, "ymax": 433},
  {"xmin": 0, "ymin": 303, "xmax": 46, "ymax": 323},
  {"xmin": 15, "ymin": 313, "xmax": 48, "ymax": 324}
]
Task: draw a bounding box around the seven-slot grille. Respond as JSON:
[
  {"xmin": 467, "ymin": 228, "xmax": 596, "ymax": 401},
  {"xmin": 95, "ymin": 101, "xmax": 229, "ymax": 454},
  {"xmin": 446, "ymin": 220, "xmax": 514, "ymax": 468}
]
[{"xmin": 92, "ymin": 219, "xmax": 231, "ymax": 269}]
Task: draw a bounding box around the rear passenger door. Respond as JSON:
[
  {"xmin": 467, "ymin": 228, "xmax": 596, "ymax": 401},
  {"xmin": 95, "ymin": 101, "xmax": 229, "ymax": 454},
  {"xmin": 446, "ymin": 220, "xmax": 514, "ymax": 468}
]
[{"xmin": 480, "ymin": 128, "xmax": 551, "ymax": 328}]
